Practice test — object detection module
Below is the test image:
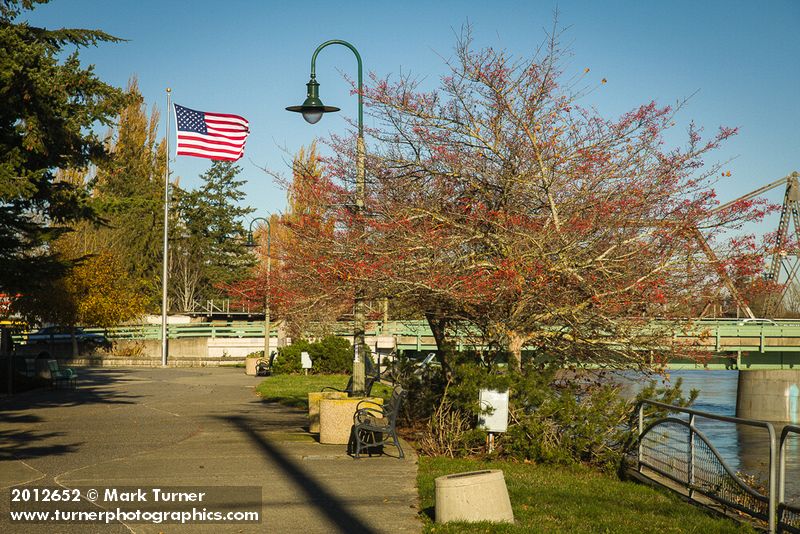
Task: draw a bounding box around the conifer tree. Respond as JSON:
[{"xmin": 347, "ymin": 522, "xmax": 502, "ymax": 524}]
[
  {"xmin": 171, "ymin": 161, "xmax": 253, "ymax": 309},
  {"xmin": 0, "ymin": 0, "xmax": 125, "ymax": 302}
]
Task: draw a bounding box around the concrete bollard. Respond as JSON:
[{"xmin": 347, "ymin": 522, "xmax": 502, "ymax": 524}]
[
  {"xmin": 308, "ymin": 391, "xmax": 348, "ymax": 433},
  {"xmin": 319, "ymin": 397, "xmax": 383, "ymax": 444},
  {"xmin": 435, "ymin": 470, "xmax": 513, "ymax": 524}
]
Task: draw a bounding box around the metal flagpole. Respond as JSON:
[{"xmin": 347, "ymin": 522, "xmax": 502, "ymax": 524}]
[{"xmin": 161, "ymin": 88, "xmax": 172, "ymax": 367}]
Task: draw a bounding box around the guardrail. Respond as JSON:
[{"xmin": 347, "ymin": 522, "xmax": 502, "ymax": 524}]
[
  {"xmin": 102, "ymin": 323, "xmax": 268, "ymax": 340},
  {"xmin": 635, "ymin": 400, "xmax": 779, "ymax": 532},
  {"xmin": 780, "ymin": 425, "xmax": 800, "ymax": 533}
]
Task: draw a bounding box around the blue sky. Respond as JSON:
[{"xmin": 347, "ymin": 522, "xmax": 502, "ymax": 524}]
[{"xmin": 22, "ymin": 0, "xmax": 800, "ymax": 231}]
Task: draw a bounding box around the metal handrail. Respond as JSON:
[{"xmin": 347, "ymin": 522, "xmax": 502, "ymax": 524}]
[
  {"xmin": 637, "ymin": 400, "xmax": 778, "ymax": 533},
  {"xmin": 779, "ymin": 425, "xmax": 800, "ymax": 533},
  {"xmin": 638, "ymin": 416, "xmax": 769, "ymax": 514}
]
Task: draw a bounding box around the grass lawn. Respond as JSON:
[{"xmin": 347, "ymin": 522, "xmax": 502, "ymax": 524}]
[
  {"xmin": 255, "ymin": 374, "xmax": 750, "ymax": 532},
  {"xmin": 255, "ymin": 373, "xmax": 393, "ymax": 408},
  {"xmin": 418, "ymin": 457, "xmax": 756, "ymax": 533}
]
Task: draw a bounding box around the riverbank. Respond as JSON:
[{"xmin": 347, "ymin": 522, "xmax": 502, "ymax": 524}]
[
  {"xmin": 255, "ymin": 373, "xmax": 757, "ymax": 532},
  {"xmin": 417, "ymin": 456, "xmax": 754, "ymax": 533}
]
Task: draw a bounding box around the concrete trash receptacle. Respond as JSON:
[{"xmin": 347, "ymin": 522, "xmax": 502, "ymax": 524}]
[
  {"xmin": 308, "ymin": 391, "xmax": 348, "ymax": 433},
  {"xmin": 319, "ymin": 397, "xmax": 383, "ymax": 444},
  {"xmin": 245, "ymin": 357, "xmax": 258, "ymax": 376},
  {"xmin": 435, "ymin": 469, "xmax": 513, "ymax": 524}
]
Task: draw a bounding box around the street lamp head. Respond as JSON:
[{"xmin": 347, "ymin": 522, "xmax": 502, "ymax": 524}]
[
  {"xmin": 245, "ymin": 230, "xmax": 256, "ymax": 248},
  {"xmin": 286, "ymin": 77, "xmax": 340, "ymax": 124}
]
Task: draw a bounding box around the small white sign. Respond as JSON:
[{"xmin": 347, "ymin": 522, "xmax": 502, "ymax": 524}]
[
  {"xmin": 301, "ymin": 351, "xmax": 312, "ymax": 369},
  {"xmin": 478, "ymin": 389, "xmax": 509, "ymax": 433}
]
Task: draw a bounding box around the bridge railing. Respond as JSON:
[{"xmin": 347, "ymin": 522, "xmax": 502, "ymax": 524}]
[
  {"xmin": 86, "ymin": 323, "xmax": 270, "ymax": 341},
  {"xmin": 779, "ymin": 425, "xmax": 800, "ymax": 533},
  {"xmin": 635, "ymin": 400, "xmax": 779, "ymax": 532}
]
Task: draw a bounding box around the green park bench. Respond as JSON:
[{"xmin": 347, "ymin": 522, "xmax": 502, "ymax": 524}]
[
  {"xmin": 47, "ymin": 359, "xmax": 77, "ymax": 389},
  {"xmin": 350, "ymin": 386, "xmax": 406, "ymax": 459}
]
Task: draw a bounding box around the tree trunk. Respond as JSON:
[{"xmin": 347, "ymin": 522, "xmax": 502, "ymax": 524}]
[
  {"xmin": 70, "ymin": 327, "xmax": 78, "ymax": 358},
  {"xmin": 276, "ymin": 319, "xmax": 288, "ymax": 348},
  {"xmin": 426, "ymin": 312, "xmax": 454, "ymax": 380},
  {"xmin": 508, "ymin": 332, "xmax": 524, "ymax": 373}
]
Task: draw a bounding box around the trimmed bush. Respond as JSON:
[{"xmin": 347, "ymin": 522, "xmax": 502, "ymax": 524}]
[
  {"xmin": 308, "ymin": 336, "xmax": 351, "ymax": 373},
  {"xmin": 272, "ymin": 341, "xmax": 307, "ymax": 375},
  {"xmin": 399, "ymin": 356, "xmax": 697, "ymax": 472},
  {"xmin": 269, "ymin": 337, "xmax": 374, "ymax": 375}
]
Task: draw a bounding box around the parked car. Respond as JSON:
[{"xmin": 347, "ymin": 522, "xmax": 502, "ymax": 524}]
[{"xmin": 26, "ymin": 326, "xmax": 111, "ymax": 349}]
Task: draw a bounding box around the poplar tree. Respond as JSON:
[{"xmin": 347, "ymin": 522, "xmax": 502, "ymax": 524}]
[{"xmin": 94, "ymin": 78, "xmax": 167, "ymax": 308}]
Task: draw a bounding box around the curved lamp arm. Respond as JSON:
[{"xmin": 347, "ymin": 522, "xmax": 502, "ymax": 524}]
[{"xmin": 309, "ymin": 40, "xmax": 363, "ymax": 136}]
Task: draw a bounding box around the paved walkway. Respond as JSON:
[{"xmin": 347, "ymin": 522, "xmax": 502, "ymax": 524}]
[{"xmin": 0, "ymin": 368, "xmax": 421, "ymax": 533}]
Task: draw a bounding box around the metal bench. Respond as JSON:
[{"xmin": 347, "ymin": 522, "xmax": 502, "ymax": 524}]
[
  {"xmin": 321, "ymin": 374, "xmax": 378, "ymax": 397},
  {"xmin": 255, "ymin": 352, "xmax": 276, "ymax": 376},
  {"xmin": 47, "ymin": 359, "xmax": 77, "ymax": 389},
  {"xmin": 351, "ymin": 386, "xmax": 406, "ymax": 459},
  {"xmin": 322, "ymin": 356, "xmax": 380, "ymax": 396}
]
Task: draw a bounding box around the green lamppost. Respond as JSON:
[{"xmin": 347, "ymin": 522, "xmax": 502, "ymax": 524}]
[
  {"xmin": 286, "ymin": 39, "xmax": 367, "ymax": 396},
  {"xmin": 246, "ymin": 217, "xmax": 271, "ymax": 360}
]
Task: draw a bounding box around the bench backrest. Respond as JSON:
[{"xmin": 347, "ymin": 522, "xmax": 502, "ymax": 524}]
[
  {"xmin": 340, "ymin": 375, "xmax": 377, "ymax": 396},
  {"xmin": 385, "ymin": 387, "xmax": 406, "ymax": 426},
  {"xmin": 365, "ymin": 355, "xmax": 379, "ymax": 378},
  {"xmin": 47, "ymin": 359, "xmax": 64, "ymax": 378}
]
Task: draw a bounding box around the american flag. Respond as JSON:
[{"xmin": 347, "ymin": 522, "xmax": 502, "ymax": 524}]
[{"xmin": 174, "ymin": 104, "xmax": 250, "ymax": 161}]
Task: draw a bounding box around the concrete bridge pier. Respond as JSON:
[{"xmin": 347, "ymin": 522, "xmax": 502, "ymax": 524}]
[{"xmin": 736, "ymin": 370, "xmax": 800, "ymax": 423}]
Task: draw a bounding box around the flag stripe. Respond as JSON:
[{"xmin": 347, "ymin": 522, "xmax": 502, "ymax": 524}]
[
  {"xmin": 179, "ymin": 132, "xmax": 248, "ymax": 146},
  {"xmin": 205, "ymin": 122, "xmax": 248, "ymax": 131},
  {"xmin": 174, "ymin": 103, "xmax": 250, "ymax": 161},
  {"xmin": 206, "ymin": 127, "xmax": 249, "ymax": 135},
  {"xmin": 177, "ymin": 143, "xmax": 246, "ymax": 156},
  {"xmin": 178, "ymin": 148, "xmax": 244, "ymax": 161},
  {"xmin": 205, "ymin": 116, "xmax": 248, "ymax": 128},
  {"xmin": 177, "ymin": 140, "xmax": 247, "ymax": 154},
  {"xmin": 205, "ymin": 111, "xmax": 249, "ymax": 122}
]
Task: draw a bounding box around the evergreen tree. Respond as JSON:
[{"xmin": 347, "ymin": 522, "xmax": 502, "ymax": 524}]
[
  {"xmin": 0, "ymin": 0, "xmax": 125, "ymax": 301},
  {"xmin": 172, "ymin": 161, "xmax": 254, "ymax": 309}
]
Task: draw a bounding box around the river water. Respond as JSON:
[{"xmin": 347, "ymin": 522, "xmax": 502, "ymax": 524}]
[{"xmin": 623, "ymin": 370, "xmax": 800, "ymax": 504}]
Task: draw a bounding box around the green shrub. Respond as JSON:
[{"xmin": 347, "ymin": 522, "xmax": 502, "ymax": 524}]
[
  {"xmin": 308, "ymin": 335, "xmax": 352, "ymax": 373},
  {"xmin": 406, "ymin": 358, "xmax": 696, "ymax": 472},
  {"xmin": 270, "ymin": 337, "xmax": 375, "ymax": 375},
  {"xmin": 246, "ymin": 351, "xmax": 264, "ymax": 359},
  {"xmin": 272, "ymin": 341, "xmax": 308, "ymax": 375}
]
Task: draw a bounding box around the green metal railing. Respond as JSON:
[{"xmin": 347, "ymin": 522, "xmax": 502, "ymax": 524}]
[
  {"xmin": 779, "ymin": 425, "xmax": 800, "ymax": 533},
  {"xmin": 636, "ymin": 400, "xmax": 780, "ymax": 532},
  {"xmin": 15, "ymin": 319, "xmax": 800, "ymax": 369},
  {"xmin": 101, "ymin": 323, "xmax": 268, "ymax": 340}
]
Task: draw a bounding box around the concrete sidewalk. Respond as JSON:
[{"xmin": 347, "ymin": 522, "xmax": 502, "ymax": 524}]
[{"xmin": 0, "ymin": 367, "xmax": 421, "ymax": 534}]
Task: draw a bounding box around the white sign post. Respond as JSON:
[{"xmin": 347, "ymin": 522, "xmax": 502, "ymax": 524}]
[
  {"xmin": 478, "ymin": 389, "xmax": 509, "ymax": 453},
  {"xmin": 301, "ymin": 351, "xmax": 312, "ymax": 375}
]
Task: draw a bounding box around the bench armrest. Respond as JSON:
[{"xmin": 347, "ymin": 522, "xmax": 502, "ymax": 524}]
[
  {"xmin": 355, "ymin": 399, "xmax": 382, "ymax": 411},
  {"xmin": 354, "ymin": 405, "xmax": 386, "ymax": 425}
]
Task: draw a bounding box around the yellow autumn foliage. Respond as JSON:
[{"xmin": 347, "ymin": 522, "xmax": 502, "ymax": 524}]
[{"xmin": 64, "ymin": 251, "xmax": 147, "ymax": 327}]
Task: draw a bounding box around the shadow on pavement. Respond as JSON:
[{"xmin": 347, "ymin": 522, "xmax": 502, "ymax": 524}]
[
  {"xmin": 0, "ymin": 427, "xmax": 81, "ymax": 461},
  {"xmin": 0, "ymin": 368, "xmax": 140, "ymax": 462},
  {"xmin": 224, "ymin": 414, "xmax": 378, "ymax": 534},
  {"xmin": 0, "ymin": 368, "xmax": 140, "ymax": 410}
]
